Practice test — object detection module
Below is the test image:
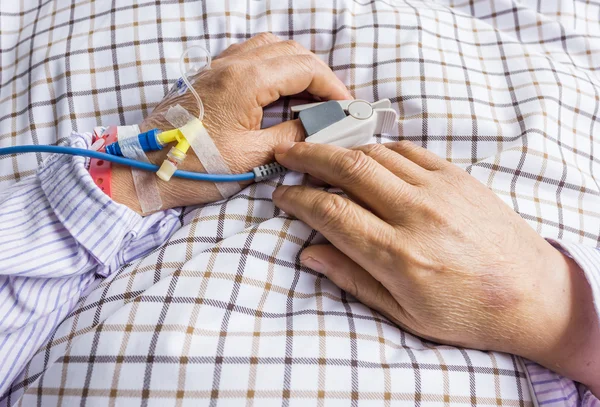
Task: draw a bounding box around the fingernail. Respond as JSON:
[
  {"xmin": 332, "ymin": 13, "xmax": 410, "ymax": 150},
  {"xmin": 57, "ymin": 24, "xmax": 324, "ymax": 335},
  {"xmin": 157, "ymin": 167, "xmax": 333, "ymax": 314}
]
[
  {"xmin": 275, "ymin": 141, "xmax": 296, "ymax": 155},
  {"xmin": 300, "ymin": 255, "xmax": 324, "ymax": 273}
]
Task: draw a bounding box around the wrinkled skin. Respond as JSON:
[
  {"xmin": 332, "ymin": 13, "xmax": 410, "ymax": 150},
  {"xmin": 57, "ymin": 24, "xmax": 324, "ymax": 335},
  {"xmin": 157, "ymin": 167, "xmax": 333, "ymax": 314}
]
[
  {"xmin": 111, "ymin": 33, "xmax": 600, "ymax": 396},
  {"xmin": 113, "ymin": 33, "xmax": 352, "ymax": 212},
  {"xmin": 272, "ymin": 141, "xmax": 600, "ymax": 395}
]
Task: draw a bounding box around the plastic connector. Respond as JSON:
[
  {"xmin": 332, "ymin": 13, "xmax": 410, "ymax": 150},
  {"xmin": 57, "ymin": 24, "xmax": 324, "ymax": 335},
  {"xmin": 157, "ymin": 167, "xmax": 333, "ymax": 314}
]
[
  {"xmin": 105, "ymin": 140, "xmax": 122, "ymax": 156},
  {"xmin": 138, "ymin": 129, "xmax": 163, "ymax": 152},
  {"xmin": 105, "ymin": 128, "xmax": 164, "ymax": 156},
  {"xmin": 156, "ymin": 147, "xmax": 187, "ymax": 181},
  {"xmin": 252, "ymin": 162, "xmax": 287, "ymax": 182}
]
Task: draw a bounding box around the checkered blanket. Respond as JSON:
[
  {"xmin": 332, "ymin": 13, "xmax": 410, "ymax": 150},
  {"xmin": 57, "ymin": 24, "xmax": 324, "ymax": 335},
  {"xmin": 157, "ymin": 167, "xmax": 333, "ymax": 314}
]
[{"xmin": 1, "ymin": 0, "xmax": 599, "ymax": 405}]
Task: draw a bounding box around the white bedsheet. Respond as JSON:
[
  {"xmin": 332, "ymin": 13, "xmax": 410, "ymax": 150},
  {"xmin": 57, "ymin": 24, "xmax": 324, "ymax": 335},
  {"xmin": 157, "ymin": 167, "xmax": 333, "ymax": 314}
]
[{"xmin": 1, "ymin": 0, "xmax": 599, "ymax": 405}]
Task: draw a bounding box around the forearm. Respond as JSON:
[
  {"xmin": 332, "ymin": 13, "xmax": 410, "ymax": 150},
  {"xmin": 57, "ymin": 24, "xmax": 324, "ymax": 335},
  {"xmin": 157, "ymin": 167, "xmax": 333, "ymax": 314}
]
[
  {"xmin": 0, "ymin": 131, "xmax": 181, "ymax": 394},
  {"xmin": 112, "ymin": 117, "xmax": 230, "ymax": 214},
  {"xmin": 112, "ymin": 159, "xmax": 227, "ymax": 214}
]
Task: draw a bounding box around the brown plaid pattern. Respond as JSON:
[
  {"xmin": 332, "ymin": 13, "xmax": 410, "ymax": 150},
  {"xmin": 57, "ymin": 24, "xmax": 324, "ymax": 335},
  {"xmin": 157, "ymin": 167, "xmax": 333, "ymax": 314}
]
[{"xmin": 1, "ymin": 0, "xmax": 599, "ymax": 405}]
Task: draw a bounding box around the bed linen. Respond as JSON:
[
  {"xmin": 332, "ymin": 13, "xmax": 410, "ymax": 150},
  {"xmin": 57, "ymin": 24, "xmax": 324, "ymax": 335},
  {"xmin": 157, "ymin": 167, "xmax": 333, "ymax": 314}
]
[{"xmin": 0, "ymin": 0, "xmax": 599, "ymax": 405}]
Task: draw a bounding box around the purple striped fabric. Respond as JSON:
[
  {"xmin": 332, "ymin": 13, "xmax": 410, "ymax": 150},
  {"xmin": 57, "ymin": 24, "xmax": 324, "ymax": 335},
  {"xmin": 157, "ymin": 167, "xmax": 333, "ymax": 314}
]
[
  {"xmin": 0, "ymin": 132, "xmax": 597, "ymax": 405},
  {"xmin": 0, "ymin": 132, "xmax": 181, "ymax": 396}
]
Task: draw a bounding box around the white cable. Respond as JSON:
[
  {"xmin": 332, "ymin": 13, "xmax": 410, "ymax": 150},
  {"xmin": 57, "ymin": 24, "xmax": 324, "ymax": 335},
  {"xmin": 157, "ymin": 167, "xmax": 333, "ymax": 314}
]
[{"xmin": 179, "ymin": 45, "xmax": 211, "ymax": 121}]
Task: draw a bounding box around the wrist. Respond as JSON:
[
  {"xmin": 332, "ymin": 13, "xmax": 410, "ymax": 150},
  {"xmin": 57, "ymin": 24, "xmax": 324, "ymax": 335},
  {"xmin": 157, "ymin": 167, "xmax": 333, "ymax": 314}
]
[
  {"xmin": 520, "ymin": 247, "xmax": 600, "ymax": 390},
  {"xmin": 112, "ymin": 164, "xmax": 144, "ymax": 214},
  {"xmin": 112, "ymin": 129, "xmax": 224, "ymax": 212}
]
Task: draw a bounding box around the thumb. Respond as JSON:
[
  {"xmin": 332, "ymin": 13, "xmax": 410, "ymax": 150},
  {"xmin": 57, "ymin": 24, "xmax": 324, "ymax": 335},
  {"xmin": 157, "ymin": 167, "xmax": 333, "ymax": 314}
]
[
  {"xmin": 260, "ymin": 119, "xmax": 306, "ymax": 145},
  {"xmin": 300, "ymin": 244, "xmax": 406, "ymax": 325}
]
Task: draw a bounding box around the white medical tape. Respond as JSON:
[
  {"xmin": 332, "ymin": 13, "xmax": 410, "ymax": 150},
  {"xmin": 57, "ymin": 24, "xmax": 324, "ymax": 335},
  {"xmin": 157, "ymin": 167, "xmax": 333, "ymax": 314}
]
[
  {"xmin": 164, "ymin": 105, "xmax": 241, "ymax": 198},
  {"xmin": 117, "ymin": 125, "xmax": 163, "ymax": 214},
  {"xmin": 164, "ymin": 105, "xmax": 192, "ymax": 129}
]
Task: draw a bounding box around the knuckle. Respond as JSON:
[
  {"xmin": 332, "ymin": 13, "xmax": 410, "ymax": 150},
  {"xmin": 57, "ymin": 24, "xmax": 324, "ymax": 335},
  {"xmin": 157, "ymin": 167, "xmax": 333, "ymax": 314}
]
[
  {"xmin": 394, "ymin": 140, "xmax": 445, "ymax": 170},
  {"xmin": 396, "ymin": 140, "xmax": 419, "ymax": 153},
  {"xmin": 397, "ymin": 140, "xmax": 415, "ymax": 148},
  {"xmin": 293, "ymin": 141, "xmax": 311, "ymax": 157},
  {"xmin": 391, "ymin": 184, "xmax": 422, "ymax": 212},
  {"xmin": 293, "ymin": 53, "xmax": 316, "ymax": 73},
  {"xmin": 441, "ymin": 165, "xmax": 468, "ymax": 186},
  {"xmin": 316, "ymin": 194, "xmax": 349, "ymax": 229},
  {"xmin": 332, "ymin": 150, "xmax": 373, "ymax": 182},
  {"xmin": 254, "ymin": 32, "xmax": 278, "ymax": 45},
  {"xmin": 282, "ymin": 39, "xmax": 305, "ymax": 54},
  {"xmin": 360, "ymin": 143, "xmax": 387, "ymax": 157},
  {"xmin": 421, "ymin": 153, "xmax": 445, "ymax": 171}
]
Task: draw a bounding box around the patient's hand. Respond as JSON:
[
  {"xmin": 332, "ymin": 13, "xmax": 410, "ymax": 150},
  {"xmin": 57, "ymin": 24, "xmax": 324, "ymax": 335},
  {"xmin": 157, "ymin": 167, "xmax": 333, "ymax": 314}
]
[
  {"xmin": 272, "ymin": 141, "xmax": 600, "ymax": 395},
  {"xmin": 113, "ymin": 33, "xmax": 352, "ymax": 212}
]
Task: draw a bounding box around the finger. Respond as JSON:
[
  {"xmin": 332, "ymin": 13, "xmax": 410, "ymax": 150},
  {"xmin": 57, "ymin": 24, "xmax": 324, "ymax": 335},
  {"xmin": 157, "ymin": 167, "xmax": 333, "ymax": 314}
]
[
  {"xmin": 239, "ymin": 121, "xmax": 306, "ymax": 174},
  {"xmin": 216, "ymin": 32, "xmax": 281, "ymax": 59},
  {"xmin": 238, "ymin": 39, "xmax": 312, "ymax": 61},
  {"xmin": 354, "ymin": 143, "xmax": 429, "ymax": 185},
  {"xmin": 249, "ymin": 54, "xmax": 352, "ymax": 105},
  {"xmin": 274, "ymin": 142, "xmax": 416, "ymax": 218},
  {"xmin": 258, "ymin": 119, "xmax": 306, "ymax": 145},
  {"xmin": 301, "ymin": 244, "xmax": 408, "ymax": 327},
  {"xmin": 385, "ymin": 141, "xmax": 448, "ymax": 171},
  {"xmin": 272, "ymin": 185, "xmax": 397, "ymax": 274}
]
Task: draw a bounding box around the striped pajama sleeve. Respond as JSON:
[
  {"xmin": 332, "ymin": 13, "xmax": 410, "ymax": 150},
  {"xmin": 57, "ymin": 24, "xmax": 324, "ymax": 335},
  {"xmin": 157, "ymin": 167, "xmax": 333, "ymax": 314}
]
[{"xmin": 0, "ymin": 132, "xmax": 181, "ymax": 396}]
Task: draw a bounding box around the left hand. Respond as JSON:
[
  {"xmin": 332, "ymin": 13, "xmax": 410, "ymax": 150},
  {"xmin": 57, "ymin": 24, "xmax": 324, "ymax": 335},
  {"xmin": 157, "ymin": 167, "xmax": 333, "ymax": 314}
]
[
  {"xmin": 272, "ymin": 140, "xmax": 600, "ymax": 392},
  {"xmin": 112, "ymin": 33, "xmax": 351, "ymax": 213}
]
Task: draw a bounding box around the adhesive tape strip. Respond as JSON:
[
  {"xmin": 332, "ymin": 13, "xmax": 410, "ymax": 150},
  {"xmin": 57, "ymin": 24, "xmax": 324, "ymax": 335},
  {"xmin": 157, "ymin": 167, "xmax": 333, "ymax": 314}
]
[
  {"xmin": 164, "ymin": 105, "xmax": 191, "ymax": 129},
  {"xmin": 164, "ymin": 105, "xmax": 241, "ymax": 198},
  {"xmin": 117, "ymin": 125, "xmax": 163, "ymax": 214}
]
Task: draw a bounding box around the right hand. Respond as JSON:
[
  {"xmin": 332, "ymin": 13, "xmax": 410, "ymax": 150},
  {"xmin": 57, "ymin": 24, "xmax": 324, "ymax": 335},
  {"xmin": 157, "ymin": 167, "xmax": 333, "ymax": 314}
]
[
  {"xmin": 114, "ymin": 33, "xmax": 352, "ymax": 213},
  {"xmin": 272, "ymin": 140, "xmax": 600, "ymax": 393}
]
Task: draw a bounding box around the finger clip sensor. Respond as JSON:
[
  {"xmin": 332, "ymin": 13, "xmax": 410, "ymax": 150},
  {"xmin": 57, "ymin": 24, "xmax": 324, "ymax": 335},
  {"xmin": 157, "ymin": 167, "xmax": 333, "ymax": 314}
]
[{"xmin": 291, "ymin": 99, "xmax": 398, "ymax": 148}]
